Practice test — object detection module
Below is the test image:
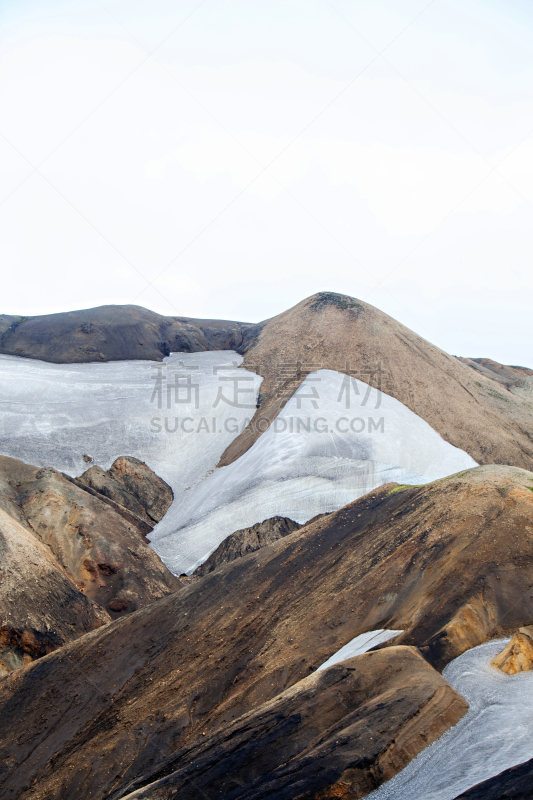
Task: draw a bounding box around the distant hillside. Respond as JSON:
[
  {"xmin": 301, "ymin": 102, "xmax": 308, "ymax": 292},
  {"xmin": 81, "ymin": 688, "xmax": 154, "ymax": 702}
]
[
  {"xmin": 0, "ymin": 305, "xmax": 260, "ymax": 363},
  {"xmin": 3, "ymin": 293, "xmax": 533, "ymax": 472}
]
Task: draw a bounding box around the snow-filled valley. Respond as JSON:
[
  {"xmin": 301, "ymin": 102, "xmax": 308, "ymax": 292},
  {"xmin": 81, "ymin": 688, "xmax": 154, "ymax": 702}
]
[
  {"xmin": 0, "ymin": 350, "xmax": 476, "ymax": 574},
  {"xmin": 368, "ymin": 638, "xmax": 533, "ymax": 799}
]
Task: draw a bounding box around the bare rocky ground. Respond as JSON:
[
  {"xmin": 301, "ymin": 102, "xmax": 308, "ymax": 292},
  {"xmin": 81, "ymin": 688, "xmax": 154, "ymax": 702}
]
[
  {"xmin": 76, "ymin": 456, "xmax": 174, "ymax": 534},
  {"xmin": 2, "ymin": 465, "xmax": 533, "ymax": 798},
  {"xmin": 0, "ymin": 455, "xmax": 177, "ymax": 673},
  {"xmin": 0, "ymin": 306, "xmax": 257, "ymax": 363},
  {"xmin": 193, "ymin": 515, "xmax": 302, "ymax": 577},
  {"xmin": 113, "ymin": 647, "xmax": 467, "ymax": 800}
]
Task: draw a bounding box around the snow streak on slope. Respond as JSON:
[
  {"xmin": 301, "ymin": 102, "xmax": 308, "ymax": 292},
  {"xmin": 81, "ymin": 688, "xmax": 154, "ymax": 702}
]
[
  {"xmin": 150, "ymin": 369, "xmax": 476, "ymax": 573},
  {"xmin": 0, "ymin": 353, "xmax": 476, "ymax": 575},
  {"xmin": 368, "ymin": 639, "xmax": 533, "ymax": 800},
  {"xmin": 317, "ymin": 630, "xmax": 403, "ymax": 671}
]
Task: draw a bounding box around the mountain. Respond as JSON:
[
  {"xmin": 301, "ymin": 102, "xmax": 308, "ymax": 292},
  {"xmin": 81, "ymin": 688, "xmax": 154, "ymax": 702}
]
[
  {"xmin": 0, "ymin": 507, "xmax": 109, "ymax": 675},
  {"xmin": 2, "ymin": 466, "xmax": 533, "ymax": 798},
  {"xmin": 0, "ymin": 306, "xmax": 256, "ymax": 363},
  {"xmin": 76, "ymin": 456, "xmax": 174, "ymax": 531},
  {"xmin": 3, "ymin": 294, "xmax": 533, "ymax": 476},
  {"xmin": 3, "ymin": 292, "xmax": 533, "ymax": 797},
  {"xmin": 220, "ymin": 292, "xmax": 533, "ymax": 470},
  {"xmin": 113, "ymin": 647, "xmax": 467, "ymax": 800}
]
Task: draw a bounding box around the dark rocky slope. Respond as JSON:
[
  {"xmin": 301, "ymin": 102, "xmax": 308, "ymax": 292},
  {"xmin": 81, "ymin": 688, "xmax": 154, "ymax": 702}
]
[
  {"xmin": 193, "ymin": 515, "xmax": 301, "ymax": 577},
  {"xmin": 0, "ymin": 305, "xmax": 257, "ymax": 363},
  {"xmin": 114, "ymin": 648, "xmax": 467, "ymax": 800},
  {"xmin": 76, "ymin": 456, "xmax": 174, "ymax": 532},
  {"xmin": 2, "ymin": 466, "xmax": 533, "ymax": 799},
  {"xmin": 0, "ymin": 457, "xmax": 179, "ymax": 616},
  {"xmin": 0, "ymin": 507, "xmax": 109, "ymax": 675}
]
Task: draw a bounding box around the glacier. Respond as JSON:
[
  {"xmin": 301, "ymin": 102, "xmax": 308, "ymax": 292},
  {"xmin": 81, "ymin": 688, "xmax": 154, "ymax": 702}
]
[
  {"xmin": 367, "ymin": 638, "xmax": 533, "ymax": 800},
  {"xmin": 0, "ymin": 351, "xmax": 476, "ymax": 575},
  {"xmin": 0, "ymin": 351, "xmax": 261, "ymax": 497}
]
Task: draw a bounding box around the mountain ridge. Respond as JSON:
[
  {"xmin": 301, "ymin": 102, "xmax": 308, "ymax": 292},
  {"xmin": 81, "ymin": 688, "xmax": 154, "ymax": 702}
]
[{"xmin": 3, "ymin": 292, "xmax": 533, "ymax": 477}]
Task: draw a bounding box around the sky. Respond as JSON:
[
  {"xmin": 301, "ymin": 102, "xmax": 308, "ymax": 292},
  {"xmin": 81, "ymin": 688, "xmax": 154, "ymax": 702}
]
[{"xmin": 1, "ymin": 0, "xmax": 533, "ymax": 364}]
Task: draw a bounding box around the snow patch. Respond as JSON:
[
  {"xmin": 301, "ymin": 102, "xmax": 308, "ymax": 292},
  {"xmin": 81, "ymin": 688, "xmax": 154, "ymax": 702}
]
[{"xmin": 317, "ymin": 629, "xmax": 403, "ymax": 671}]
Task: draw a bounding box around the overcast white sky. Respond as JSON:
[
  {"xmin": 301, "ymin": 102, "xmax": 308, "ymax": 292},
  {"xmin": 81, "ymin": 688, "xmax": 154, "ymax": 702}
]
[{"xmin": 1, "ymin": 0, "xmax": 533, "ymax": 364}]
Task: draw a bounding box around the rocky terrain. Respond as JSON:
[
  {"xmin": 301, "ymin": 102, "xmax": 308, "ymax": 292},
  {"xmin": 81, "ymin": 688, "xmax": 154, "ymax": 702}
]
[
  {"xmin": 0, "ymin": 506, "xmax": 110, "ymax": 675},
  {"xmin": 457, "ymin": 356, "xmax": 533, "ymax": 385},
  {"xmin": 2, "ymin": 466, "xmax": 533, "ymax": 797},
  {"xmin": 220, "ymin": 292, "xmax": 533, "ymax": 471},
  {"xmin": 76, "ymin": 456, "xmax": 174, "ymax": 534},
  {"xmin": 193, "ymin": 515, "xmax": 301, "ymax": 577},
  {"xmin": 113, "ymin": 647, "xmax": 467, "ymax": 800},
  {"xmin": 491, "ymin": 626, "xmax": 533, "ymax": 674},
  {"xmin": 3, "ymin": 292, "xmax": 533, "ymax": 798},
  {"xmin": 0, "ymin": 455, "xmax": 178, "ymax": 673}
]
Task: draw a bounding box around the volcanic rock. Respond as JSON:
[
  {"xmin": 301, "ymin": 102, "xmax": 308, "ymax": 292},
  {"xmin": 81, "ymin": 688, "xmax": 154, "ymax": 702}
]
[
  {"xmin": 0, "ymin": 305, "xmax": 256, "ymax": 363},
  {"xmin": 0, "ymin": 456, "xmax": 179, "ymax": 630},
  {"xmin": 112, "ymin": 648, "xmax": 468, "ymax": 800},
  {"xmin": 193, "ymin": 515, "xmax": 301, "ymax": 577},
  {"xmin": 491, "ymin": 627, "xmax": 533, "ymax": 674},
  {"xmin": 1, "ymin": 466, "xmax": 533, "ymax": 798},
  {"xmin": 76, "ymin": 456, "xmax": 173, "ymax": 530},
  {"xmin": 0, "ymin": 507, "xmax": 109, "ymax": 675}
]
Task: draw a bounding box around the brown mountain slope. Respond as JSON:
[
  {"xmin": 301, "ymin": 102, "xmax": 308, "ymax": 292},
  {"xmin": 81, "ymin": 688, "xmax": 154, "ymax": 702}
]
[
  {"xmin": 114, "ymin": 648, "xmax": 467, "ymax": 800},
  {"xmin": 0, "ymin": 456, "xmax": 179, "ymax": 617},
  {"xmin": 0, "ymin": 507, "xmax": 110, "ymax": 675},
  {"xmin": 458, "ymin": 357, "xmax": 533, "ymax": 386},
  {"xmin": 2, "ymin": 465, "xmax": 533, "ymax": 799},
  {"xmin": 0, "ymin": 456, "xmax": 179, "ymax": 673},
  {"xmin": 76, "ymin": 456, "xmax": 174, "ymax": 532},
  {"xmin": 220, "ymin": 292, "xmax": 533, "ymax": 470}
]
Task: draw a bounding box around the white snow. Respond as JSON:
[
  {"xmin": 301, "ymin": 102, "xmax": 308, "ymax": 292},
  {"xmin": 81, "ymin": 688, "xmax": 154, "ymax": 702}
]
[
  {"xmin": 367, "ymin": 638, "xmax": 533, "ymax": 800},
  {"xmin": 317, "ymin": 630, "xmax": 403, "ymax": 671},
  {"xmin": 0, "ymin": 353, "xmax": 476, "ymax": 575},
  {"xmin": 0, "ymin": 351, "xmax": 261, "ymax": 496},
  {"xmin": 150, "ymin": 368, "xmax": 476, "ymax": 573}
]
